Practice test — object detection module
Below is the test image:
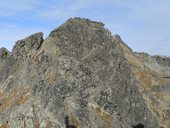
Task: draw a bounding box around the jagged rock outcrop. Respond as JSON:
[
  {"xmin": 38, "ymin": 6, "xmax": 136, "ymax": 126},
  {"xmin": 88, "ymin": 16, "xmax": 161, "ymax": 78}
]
[
  {"xmin": 0, "ymin": 18, "xmax": 169, "ymax": 128},
  {"xmin": 0, "ymin": 48, "xmax": 9, "ymax": 60},
  {"xmin": 153, "ymin": 55, "xmax": 170, "ymax": 67}
]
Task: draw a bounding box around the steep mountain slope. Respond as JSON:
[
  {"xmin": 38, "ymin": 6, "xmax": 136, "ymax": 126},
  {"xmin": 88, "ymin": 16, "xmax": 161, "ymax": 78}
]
[
  {"xmin": 118, "ymin": 36, "xmax": 170, "ymax": 128},
  {"xmin": 0, "ymin": 18, "xmax": 169, "ymax": 128}
]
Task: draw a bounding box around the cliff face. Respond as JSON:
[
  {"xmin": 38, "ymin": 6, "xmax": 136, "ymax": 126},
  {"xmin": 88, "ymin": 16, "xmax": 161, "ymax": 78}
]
[{"xmin": 0, "ymin": 18, "xmax": 169, "ymax": 128}]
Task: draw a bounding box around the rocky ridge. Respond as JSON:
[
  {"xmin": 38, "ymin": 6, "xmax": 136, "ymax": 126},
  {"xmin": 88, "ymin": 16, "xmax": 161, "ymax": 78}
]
[{"xmin": 0, "ymin": 18, "xmax": 169, "ymax": 128}]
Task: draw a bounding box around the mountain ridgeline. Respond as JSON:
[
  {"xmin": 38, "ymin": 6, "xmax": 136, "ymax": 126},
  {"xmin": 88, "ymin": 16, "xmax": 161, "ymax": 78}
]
[{"xmin": 0, "ymin": 18, "xmax": 170, "ymax": 128}]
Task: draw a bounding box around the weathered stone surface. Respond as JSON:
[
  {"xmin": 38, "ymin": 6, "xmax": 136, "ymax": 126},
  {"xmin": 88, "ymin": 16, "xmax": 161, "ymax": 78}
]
[
  {"xmin": 12, "ymin": 32, "xmax": 44, "ymax": 61},
  {"xmin": 153, "ymin": 55, "xmax": 170, "ymax": 67},
  {"xmin": 0, "ymin": 18, "xmax": 168, "ymax": 128},
  {"xmin": 0, "ymin": 47, "xmax": 9, "ymax": 62},
  {"xmin": 118, "ymin": 36, "xmax": 170, "ymax": 128}
]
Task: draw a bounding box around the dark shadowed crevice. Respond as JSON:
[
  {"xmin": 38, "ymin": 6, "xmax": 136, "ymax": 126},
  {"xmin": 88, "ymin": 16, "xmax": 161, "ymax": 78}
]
[
  {"xmin": 132, "ymin": 124, "xmax": 144, "ymax": 128},
  {"xmin": 65, "ymin": 115, "xmax": 76, "ymax": 128}
]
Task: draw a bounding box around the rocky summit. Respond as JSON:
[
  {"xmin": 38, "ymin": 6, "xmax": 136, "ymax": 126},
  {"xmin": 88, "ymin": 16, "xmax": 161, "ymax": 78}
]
[{"xmin": 0, "ymin": 18, "xmax": 170, "ymax": 128}]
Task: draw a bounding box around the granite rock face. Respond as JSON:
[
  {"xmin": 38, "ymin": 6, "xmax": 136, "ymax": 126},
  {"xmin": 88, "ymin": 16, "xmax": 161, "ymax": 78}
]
[{"xmin": 0, "ymin": 18, "xmax": 169, "ymax": 128}]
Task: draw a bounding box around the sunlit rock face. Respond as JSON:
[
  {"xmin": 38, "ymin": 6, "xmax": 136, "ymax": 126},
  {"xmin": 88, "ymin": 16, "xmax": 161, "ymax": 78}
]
[{"xmin": 0, "ymin": 18, "xmax": 168, "ymax": 128}]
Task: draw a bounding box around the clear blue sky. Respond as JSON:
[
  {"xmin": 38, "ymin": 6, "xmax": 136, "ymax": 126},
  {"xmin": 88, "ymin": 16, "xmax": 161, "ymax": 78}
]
[{"xmin": 0, "ymin": 0, "xmax": 170, "ymax": 56}]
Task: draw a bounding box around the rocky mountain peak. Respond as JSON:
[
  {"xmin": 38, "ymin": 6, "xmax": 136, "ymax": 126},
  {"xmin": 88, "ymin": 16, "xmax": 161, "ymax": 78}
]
[
  {"xmin": 49, "ymin": 17, "xmax": 105, "ymax": 38},
  {"xmin": 48, "ymin": 17, "xmax": 110, "ymax": 45},
  {"xmin": 13, "ymin": 32, "xmax": 43, "ymax": 51},
  {"xmin": 0, "ymin": 18, "xmax": 169, "ymax": 128}
]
